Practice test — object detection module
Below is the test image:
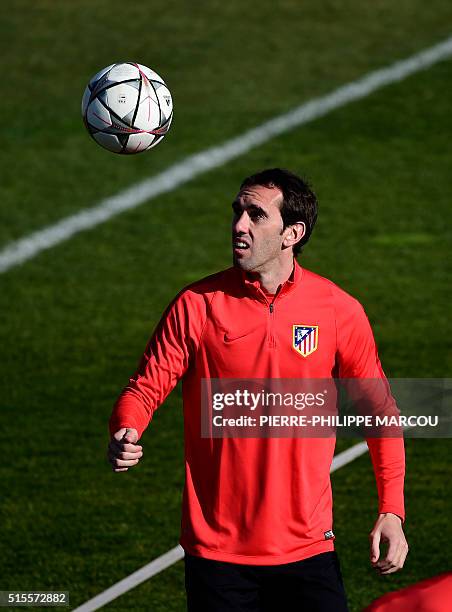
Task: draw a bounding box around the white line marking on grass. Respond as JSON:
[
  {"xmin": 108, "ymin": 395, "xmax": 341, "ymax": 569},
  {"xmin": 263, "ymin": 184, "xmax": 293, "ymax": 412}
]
[
  {"xmin": 72, "ymin": 442, "xmax": 370, "ymax": 611},
  {"xmin": 72, "ymin": 545, "xmax": 185, "ymax": 612},
  {"xmin": 2, "ymin": 35, "xmax": 452, "ymax": 275},
  {"xmin": 331, "ymin": 441, "xmax": 369, "ymax": 472}
]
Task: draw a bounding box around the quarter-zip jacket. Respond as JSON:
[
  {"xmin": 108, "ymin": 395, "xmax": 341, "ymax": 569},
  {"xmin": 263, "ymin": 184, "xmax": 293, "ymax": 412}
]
[{"xmin": 110, "ymin": 260, "xmax": 405, "ymax": 565}]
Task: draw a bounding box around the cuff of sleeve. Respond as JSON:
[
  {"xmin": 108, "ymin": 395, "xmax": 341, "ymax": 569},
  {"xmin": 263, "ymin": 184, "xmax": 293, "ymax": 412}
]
[
  {"xmin": 378, "ymin": 505, "xmax": 405, "ymax": 523},
  {"xmin": 109, "ymin": 415, "xmax": 144, "ymax": 439}
]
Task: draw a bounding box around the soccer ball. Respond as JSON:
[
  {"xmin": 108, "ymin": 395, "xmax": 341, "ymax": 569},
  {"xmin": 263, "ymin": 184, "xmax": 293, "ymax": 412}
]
[{"xmin": 81, "ymin": 62, "xmax": 173, "ymax": 154}]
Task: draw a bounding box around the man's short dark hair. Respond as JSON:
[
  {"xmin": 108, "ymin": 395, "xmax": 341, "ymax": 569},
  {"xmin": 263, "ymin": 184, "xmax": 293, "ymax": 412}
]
[{"xmin": 240, "ymin": 168, "xmax": 318, "ymax": 256}]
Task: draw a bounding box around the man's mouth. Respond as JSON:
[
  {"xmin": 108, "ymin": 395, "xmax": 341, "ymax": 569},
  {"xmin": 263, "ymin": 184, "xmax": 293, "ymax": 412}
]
[{"xmin": 233, "ymin": 237, "xmax": 251, "ymax": 251}]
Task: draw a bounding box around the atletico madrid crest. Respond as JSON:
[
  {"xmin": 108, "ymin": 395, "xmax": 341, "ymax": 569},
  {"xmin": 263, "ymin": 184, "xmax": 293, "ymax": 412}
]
[{"xmin": 292, "ymin": 324, "xmax": 319, "ymax": 357}]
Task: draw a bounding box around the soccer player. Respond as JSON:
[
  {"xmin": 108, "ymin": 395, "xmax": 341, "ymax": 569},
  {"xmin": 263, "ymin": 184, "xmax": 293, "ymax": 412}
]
[{"xmin": 108, "ymin": 169, "xmax": 408, "ymax": 611}]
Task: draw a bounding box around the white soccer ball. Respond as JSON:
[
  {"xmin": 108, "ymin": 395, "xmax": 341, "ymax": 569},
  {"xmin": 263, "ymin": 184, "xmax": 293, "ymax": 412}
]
[{"xmin": 81, "ymin": 62, "xmax": 173, "ymax": 154}]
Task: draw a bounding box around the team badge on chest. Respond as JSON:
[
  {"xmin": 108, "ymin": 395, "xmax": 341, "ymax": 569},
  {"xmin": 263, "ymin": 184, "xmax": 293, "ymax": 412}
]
[{"xmin": 292, "ymin": 325, "xmax": 319, "ymax": 357}]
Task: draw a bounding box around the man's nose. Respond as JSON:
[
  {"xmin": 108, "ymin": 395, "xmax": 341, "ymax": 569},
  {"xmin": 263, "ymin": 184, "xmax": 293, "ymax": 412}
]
[{"xmin": 233, "ymin": 211, "xmax": 250, "ymax": 234}]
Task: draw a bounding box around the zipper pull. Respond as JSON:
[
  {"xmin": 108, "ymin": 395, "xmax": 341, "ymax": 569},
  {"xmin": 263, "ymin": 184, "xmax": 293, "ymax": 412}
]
[{"xmin": 269, "ymin": 303, "xmax": 274, "ymax": 313}]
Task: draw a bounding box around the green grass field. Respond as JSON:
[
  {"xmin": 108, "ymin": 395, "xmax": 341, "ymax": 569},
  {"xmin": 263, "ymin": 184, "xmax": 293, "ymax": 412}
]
[{"xmin": 1, "ymin": 1, "xmax": 451, "ymax": 610}]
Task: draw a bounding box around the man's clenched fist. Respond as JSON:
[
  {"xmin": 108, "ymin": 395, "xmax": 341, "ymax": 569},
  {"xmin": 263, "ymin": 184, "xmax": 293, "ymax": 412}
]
[{"xmin": 108, "ymin": 427, "xmax": 143, "ymax": 472}]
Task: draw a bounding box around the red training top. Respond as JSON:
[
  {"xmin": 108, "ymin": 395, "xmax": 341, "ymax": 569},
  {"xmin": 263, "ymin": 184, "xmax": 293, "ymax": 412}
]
[{"xmin": 110, "ymin": 260, "xmax": 405, "ymax": 565}]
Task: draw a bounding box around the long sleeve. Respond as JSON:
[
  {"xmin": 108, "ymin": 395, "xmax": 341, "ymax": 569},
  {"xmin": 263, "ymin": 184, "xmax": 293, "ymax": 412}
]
[
  {"xmin": 335, "ymin": 293, "xmax": 405, "ymax": 520},
  {"xmin": 109, "ymin": 289, "xmax": 207, "ymax": 440}
]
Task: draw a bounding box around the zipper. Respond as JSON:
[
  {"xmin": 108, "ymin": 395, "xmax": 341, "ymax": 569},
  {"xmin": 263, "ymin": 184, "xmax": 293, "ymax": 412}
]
[
  {"xmin": 268, "ymin": 300, "xmax": 276, "ymax": 348},
  {"xmin": 250, "ymin": 285, "xmax": 279, "ymax": 348}
]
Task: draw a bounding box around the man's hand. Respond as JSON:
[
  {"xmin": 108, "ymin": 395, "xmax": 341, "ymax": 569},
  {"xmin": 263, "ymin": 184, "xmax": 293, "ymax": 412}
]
[
  {"xmin": 108, "ymin": 427, "xmax": 143, "ymax": 472},
  {"xmin": 370, "ymin": 513, "xmax": 408, "ymax": 575}
]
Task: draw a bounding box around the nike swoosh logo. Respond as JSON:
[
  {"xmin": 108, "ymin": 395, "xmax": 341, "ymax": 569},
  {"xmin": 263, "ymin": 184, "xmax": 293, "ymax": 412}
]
[{"xmin": 224, "ymin": 331, "xmax": 253, "ymax": 343}]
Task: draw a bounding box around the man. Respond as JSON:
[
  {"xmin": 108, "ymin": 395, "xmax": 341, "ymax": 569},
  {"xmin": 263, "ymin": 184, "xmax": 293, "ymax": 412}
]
[{"xmin": 108, "ymin": 168, "xmax": 408, "ymax": 611}]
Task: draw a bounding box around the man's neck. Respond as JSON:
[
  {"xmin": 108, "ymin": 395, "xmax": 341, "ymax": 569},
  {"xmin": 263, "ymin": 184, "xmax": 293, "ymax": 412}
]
[{"xmin": 246, "ymin": 258, "xmax": 295, "ymax": 294}]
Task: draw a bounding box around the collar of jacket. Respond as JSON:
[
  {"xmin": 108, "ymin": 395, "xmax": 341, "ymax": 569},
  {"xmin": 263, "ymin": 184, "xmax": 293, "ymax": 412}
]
[{"xmin": 237, "ymin": 258, "xmax": 302, "ymax": 301}]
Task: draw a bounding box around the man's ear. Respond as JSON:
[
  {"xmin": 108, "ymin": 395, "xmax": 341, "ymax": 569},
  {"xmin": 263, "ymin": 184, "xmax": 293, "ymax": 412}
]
[{"xmin": 282, "ymin": 222, "xmax": 306, "ymax": 249}]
